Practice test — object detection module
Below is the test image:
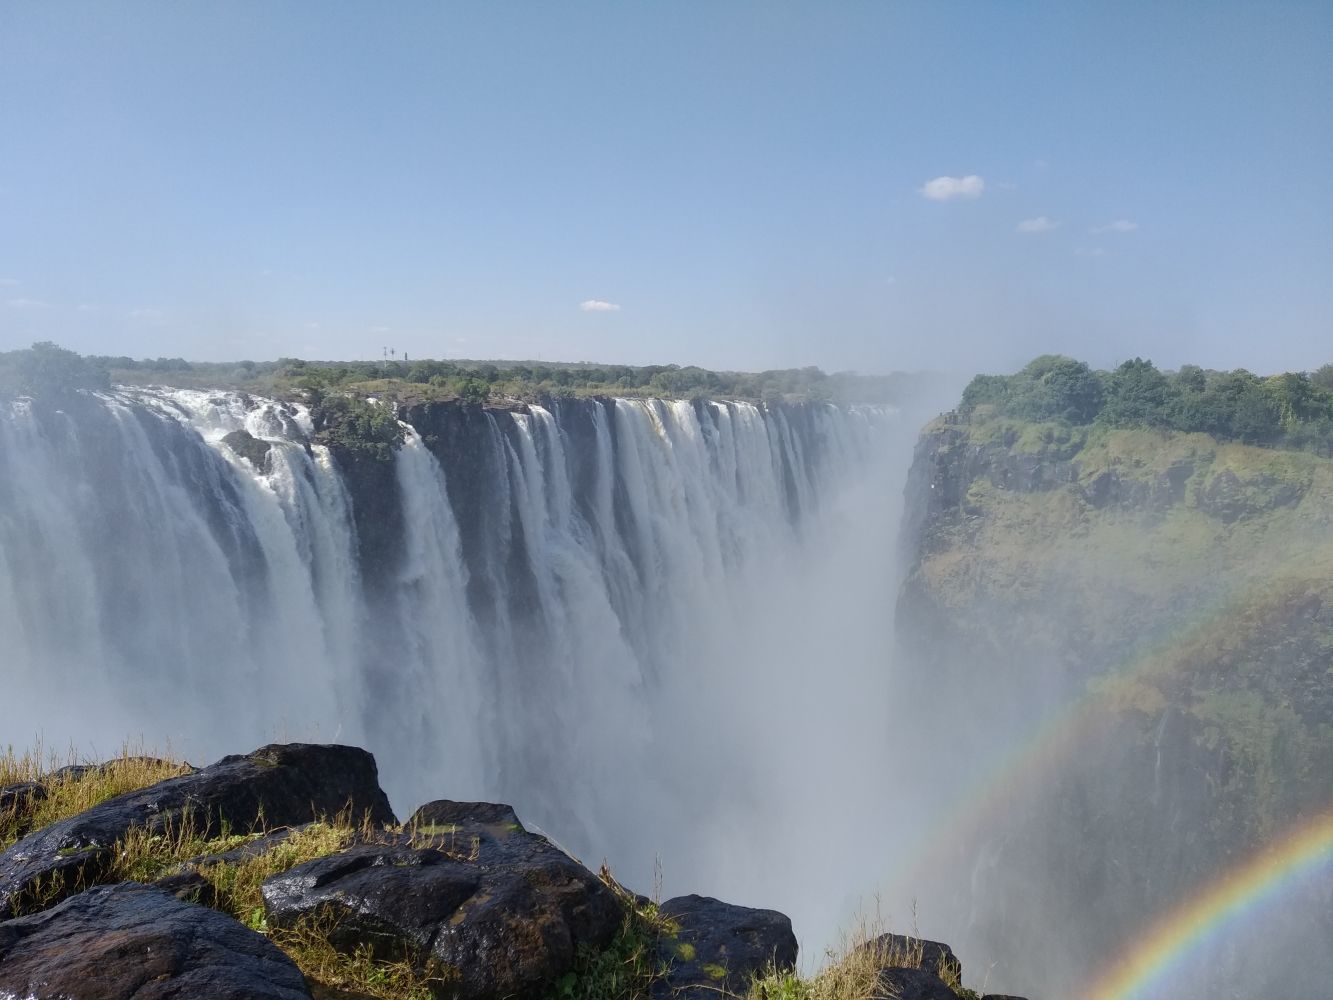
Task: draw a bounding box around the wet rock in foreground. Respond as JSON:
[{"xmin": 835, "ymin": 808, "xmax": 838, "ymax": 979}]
[
  {"xmin": 653, "ymin": 893, "xmax": 798, "ymax": 999},
  {"xmin": 0, "ymin": 743, "xmax": 396, "ymax": 917},
  {"xmin": 262, "ymin": 799, "xmax": 621, "ymax": 1000},
  {"xmin": 0, "ymin": 881, "xmax": 311, "ymax": 1000}
]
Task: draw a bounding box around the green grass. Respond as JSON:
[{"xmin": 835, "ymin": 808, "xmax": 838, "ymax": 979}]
[{"xmin": 547, "ymin": 867, "xmax": 673, "ymax": 1000}]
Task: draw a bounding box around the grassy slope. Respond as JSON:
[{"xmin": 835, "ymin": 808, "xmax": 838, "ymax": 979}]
[
  {"xmin": 915, "ymin": 418, "xmax": 1333, "ymax": 675},
  {"xmin": 898, "ymin": 416, "xmax": 1333, "ymax": 993},
  {"xmin": 909, "ymin": 415, "xmax": 1333, "ymax": 871}
]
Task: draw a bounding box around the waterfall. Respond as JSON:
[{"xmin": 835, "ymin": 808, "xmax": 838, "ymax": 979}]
[{"xmin": 1, "ymin": 387, "xmax": 912, "ymax": 949}]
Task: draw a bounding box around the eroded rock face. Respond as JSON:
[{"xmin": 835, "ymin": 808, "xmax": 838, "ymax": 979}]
[
  {"xmin": 0, "ymin": 882, "xmax": 311, "ymax": 1000},
  {"xmin": 0, "ymin": 743, "xmax": 396, "ymax": 916},
  {"xmin": 261, "ymin": 801, "xmax": 621, "ymax": 1000},
  {"xmin": 653, "ymin": 894, "xmax": 798, "ymax": 999}
]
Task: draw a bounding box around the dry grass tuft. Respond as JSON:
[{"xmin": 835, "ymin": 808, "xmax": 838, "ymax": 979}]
[
  {"xmin": 270, "ymin": 913, "xmax": 450, "ymax": 1000},
  {"xmin": 201, "ymin": 818, "xmax": 359, "ymax": 922},
  {"xmin": 747, "ymin": 909, "xmax": 979, "ymax": 1000},
  {"xmin": 1, "ymin": 741, "xmax": 189, "ymax": 851},
  {"xmin": 115, "ymin": 807, "xmax": 437, "ymax": 998},
  {"xmin": 3, "ymin": 742, "xmax": 446, "ymax": 997}
]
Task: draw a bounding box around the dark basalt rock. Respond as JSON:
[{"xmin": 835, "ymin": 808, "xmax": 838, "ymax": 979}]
[
  {"xmin": 1, "ymin": 781, "xmax": 47, "ymax": 838},
  {"xmin": 0, "ymin": 881, "xmax": 311, "ymax": 999},
  {"xmin": 261, "ymin": 808, "xmax": 621, "ymax": 1000},
  {"xmin": 409, "ymin": 799, "xmax": 523, "ymax": 829},
  {"xmin": 0, "ymin": 743, "xmax": 396, "ymax": 917},
  {"xmin": 874, "ymin": 967, "xmax": 960, "ymax": 999},
  {"xmin": 858, "ymin": 932, "xmax": 961, "ymax": 981},
  {"xmin": 653, "ymin": 893, "xmax": 798, "ymax": 999},
  {"xmin": 222, "ymin": 428, "xmax": 273, "ymax": 472}
]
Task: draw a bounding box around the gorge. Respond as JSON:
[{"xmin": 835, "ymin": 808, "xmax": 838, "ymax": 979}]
[{"xmin": 3, "ymin": 353, "xmax": 1331, "ymax": 999}]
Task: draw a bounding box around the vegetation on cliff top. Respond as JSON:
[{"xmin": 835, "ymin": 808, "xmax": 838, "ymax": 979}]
[
  {"xmin": 959, "ymin": 354, "xmax": 1333, "ymax": 455},
  {"xmin": 0, "ymin": 342, "xmax": 937, "ymax": 408}
]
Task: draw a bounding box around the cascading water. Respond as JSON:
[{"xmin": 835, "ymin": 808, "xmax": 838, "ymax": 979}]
[{"xmin": 1, "ymin": 386, "xmax": 916, "ymax": 952}]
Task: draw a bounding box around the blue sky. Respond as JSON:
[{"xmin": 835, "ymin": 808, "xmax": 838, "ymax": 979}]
[{"xmin": 1, "ymin": 2, "xmax": 1329, "ymax": 375}]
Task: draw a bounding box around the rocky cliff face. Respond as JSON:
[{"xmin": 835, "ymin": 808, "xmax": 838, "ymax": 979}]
[{"xmin": 894, "ymin": 415, "xmax": 1333, "ymax": 998}]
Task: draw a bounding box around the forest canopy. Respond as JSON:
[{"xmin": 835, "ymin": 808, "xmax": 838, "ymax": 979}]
[{"xmin": 960, "ymin": 355, "xmax": 1333, "ymax": 454}]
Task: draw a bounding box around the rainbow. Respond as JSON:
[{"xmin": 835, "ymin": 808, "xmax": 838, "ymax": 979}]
[
  {"xmin": 1083, "ymin": 809, "xmax": 1333, "ymax": 1000},
  {"xmin": 885, "ymin": 560, "xmax": 1333, "ymax": 899},
  {"xmin": 884, "ymin": 608, "xmax": 1214, "ymax": 897}
]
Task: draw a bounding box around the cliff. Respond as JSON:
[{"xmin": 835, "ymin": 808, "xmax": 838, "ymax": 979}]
[{"xmin": 895, "ymin": 412, "xmax": 1333, "ymax": 997}]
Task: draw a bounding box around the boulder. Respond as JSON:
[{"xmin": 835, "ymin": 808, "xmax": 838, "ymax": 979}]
[
  {"xmin": 0, "ymin": 881, "xmax": 311, "ymax": 999},
  {"xmin": 859, "ymin": 932, "xmax": 961, "ymax": 981},
  {"xmin": 874, "ymin": 967, "xmax": 959, "ymax": 1000},
  {"xmin": 653, "ymin": 893, "xmax": 798, "ymax": 999},
  {"xmin": 2, "ymin": 780, "xmax": 48, "ymax": 810},
  {"xmin": 981, "ymin": 995, "xmax": 1031, "ymax": 1000},
  {"xmin": 223, "ymin": 429, "xmax": 273, "ymax": 472},
  {"xmin": 262, "ymin": 801, "xmax": 621, "ymax": 1000},
  {"xmin": 0, "ymin": 743, "xmax": 396, "ymax": 916},
  {"xmin": 1, "ymin": 781, "xmax": 47, "ymax": 839},
  {"xmin": 409, "ymin": 799, "xmax": 522, "ymax": 830}
]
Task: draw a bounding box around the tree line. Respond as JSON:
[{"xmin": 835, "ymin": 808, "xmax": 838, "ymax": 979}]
[
  {"xmin": 0, "ymin": 343, "xmax": 937, "ymax": 407},
  {"xmin": 960, "ymin": 355, "xmax": 1333, "ymax": 454}
]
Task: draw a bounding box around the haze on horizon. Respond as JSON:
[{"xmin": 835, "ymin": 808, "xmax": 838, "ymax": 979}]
[{"xmin": 1, "ymin": 3, "xmax": 1330, "ymax": 378}]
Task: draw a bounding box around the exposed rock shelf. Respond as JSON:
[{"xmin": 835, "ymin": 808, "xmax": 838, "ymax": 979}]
[{"xmin": 0, "ymin": 743, "xmax": 1023, "ymax": 1000}]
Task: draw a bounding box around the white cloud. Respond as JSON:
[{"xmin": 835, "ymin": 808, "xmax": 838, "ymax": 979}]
[
  {"xmin": 919, "ymin": 175, "xmax": 985, "ymax": 201},
  {"xmin": 370, "ymin": 325, "xmax": 390, "ymax": 334},
  {"xmin": 0, "ymin": 278, "xmax": 19, "ymax": 287},
  {"xmin": 6, "ymin": 297, "xmax": 49, "ymax": 308},
  {"xmin": 580, "ymin": 299, "xmax": 621, "ymax": 312},
  {"xmin": 1074, "ymin": 246, "xmax": 1106, "ymax": 257},
  {"xmin": 1016, "ymin": 216, "xmax": 1060, "ymax": 234},
  {"xmin": 1092, "ymin": 219, "xmax": 1138, "ymax": 234}
]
